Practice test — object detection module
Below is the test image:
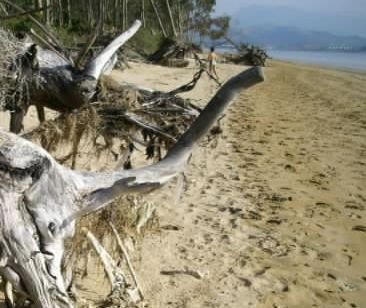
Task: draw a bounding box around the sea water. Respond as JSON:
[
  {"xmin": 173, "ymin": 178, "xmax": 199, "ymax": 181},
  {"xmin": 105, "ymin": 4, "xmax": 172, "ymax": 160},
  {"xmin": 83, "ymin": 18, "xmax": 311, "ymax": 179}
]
[{"xmin": 270, "ymin": 50, "xmax": 366, "ymax": 71}]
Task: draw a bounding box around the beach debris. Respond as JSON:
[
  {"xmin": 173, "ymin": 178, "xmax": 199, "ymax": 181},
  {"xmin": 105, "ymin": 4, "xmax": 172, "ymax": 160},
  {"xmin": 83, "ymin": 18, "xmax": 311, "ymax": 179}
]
[
  {"xmin": 149, "ymin": 38, "xmax": 201, "ymax": 67},
  {"xmin": 0, "ymin": 64, "xmax": 264, "ymax": 307},
  {"xmin": 110, "ymin": 223, "xmax": 144, "ymax": 301},
  {"xmin": 160, "ymin": 267, "xmax": 206, "ymax": 280},
  {"xmin": 352, "ymin": 225, "xmax": 366, "ymax": 232},
  {"xmin": 161, "ymin": 224, "xmax": 182, "ymax": 231},
  {"xmin": 23, "ymin": 67, "xmax": 211, "ymax": 167},
  {"xmin": 1, "ymin": 20, "xmax": 143, "ymax": 134},
  {"xmin": 84, "ymin": 228, "xmax": 142, "ymax": 305},
  {"xmin": 222, "ymin": 37, "xmax": 269, "ymax": 66},
  {"xmin": 266, "ymin": 218, "xmax": 282, "ymax": 225},
  {"xmin": 0, "ymin": 5, "xmax": 267, "ymax": 306}
]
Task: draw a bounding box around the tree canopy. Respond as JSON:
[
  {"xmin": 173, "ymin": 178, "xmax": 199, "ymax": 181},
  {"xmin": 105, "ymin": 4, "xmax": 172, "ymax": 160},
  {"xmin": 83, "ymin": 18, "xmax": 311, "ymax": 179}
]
[{"xmin": 0, "ymin": 0, "xmax": 230, "ymax": 51}]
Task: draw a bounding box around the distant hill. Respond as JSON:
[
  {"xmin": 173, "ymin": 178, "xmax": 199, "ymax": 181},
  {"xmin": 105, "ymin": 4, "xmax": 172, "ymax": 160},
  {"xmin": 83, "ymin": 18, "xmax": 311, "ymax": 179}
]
[
  {"xmin": 229, "ymin": 5, "xmax": 366, "ymax": 51},
  {"xmin": 231, "ymin": 25, "xmax": 366, "ymax": 51}
]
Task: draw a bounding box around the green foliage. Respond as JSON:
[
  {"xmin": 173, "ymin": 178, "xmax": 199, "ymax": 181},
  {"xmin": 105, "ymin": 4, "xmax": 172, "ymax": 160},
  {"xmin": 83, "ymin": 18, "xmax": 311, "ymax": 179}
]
[
  {"xmin": 130, "ymin": 27, "xmax": 165, "ymax": 55},
  {"xmin": 52, "ymin": 27, "xmax": 84, "ymax": 47},
  {"xmin": 209, "ymin": 16, "xmax": 231, "ymax": 40},
  {"xmin": 1, "ymin": 0, "xmax": 229, "ymax": 49},
  {"xmin": 2, "ymin": 18, "xmax": 32, "ymax": 33}
]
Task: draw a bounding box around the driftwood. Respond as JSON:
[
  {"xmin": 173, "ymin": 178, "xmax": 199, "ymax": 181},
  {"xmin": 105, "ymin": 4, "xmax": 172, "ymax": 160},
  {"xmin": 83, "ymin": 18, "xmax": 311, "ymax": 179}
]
[
  {"xmin": 84, "ymin": 229, "xmax": 141, "ymax": 305},
  {"xmin": 0, "ymin": 66, "xmax": 264, "ymax": 307},
  {"xmin": 110, "ymin": 222, "xmax": 144, "ymax": 300},
  {"xmin": 23, "ymin": 67, "xmax": 212, "ymax": 169},
  {"xmin": 149, "ymin": 38, "xmax": 200, "ymax": 67},
  {"xmin": 224, "ymin": 37, "xmax": 269, "ymax": 66},
  {"xmin": 3, "ymin": 20, "xmax": 142, "ymax": 133},
  {"xmin": 2, "ymin": 16, "xmax": 206, "ymax": 170}
]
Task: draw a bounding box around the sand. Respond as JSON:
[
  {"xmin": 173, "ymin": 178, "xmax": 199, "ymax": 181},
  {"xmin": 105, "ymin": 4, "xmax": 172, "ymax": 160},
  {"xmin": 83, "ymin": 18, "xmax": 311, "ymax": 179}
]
[{"xmin": 1, "ymin": 60, "xmax": 365, "ymax": 308}]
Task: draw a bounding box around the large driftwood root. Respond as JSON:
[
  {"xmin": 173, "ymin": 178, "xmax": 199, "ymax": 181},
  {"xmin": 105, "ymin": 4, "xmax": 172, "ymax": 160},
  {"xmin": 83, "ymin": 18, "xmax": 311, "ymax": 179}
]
[{"xmin": 0, "ymin": 67, "xmax": 264, "ymax": 307}]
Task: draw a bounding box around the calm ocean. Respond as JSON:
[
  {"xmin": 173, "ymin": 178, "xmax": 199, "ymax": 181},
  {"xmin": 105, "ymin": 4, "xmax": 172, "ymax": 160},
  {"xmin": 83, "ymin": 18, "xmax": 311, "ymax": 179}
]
[{"xmin": 269, "ymin": 50, "xmax": 366, "ymax": 71}]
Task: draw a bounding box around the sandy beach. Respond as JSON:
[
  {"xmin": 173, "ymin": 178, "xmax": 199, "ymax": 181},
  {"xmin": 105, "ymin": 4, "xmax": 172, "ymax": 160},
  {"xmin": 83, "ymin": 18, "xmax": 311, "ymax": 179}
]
[{"xmin": 1, "ymin": 59, "xmax": 365, "ymax": 308}]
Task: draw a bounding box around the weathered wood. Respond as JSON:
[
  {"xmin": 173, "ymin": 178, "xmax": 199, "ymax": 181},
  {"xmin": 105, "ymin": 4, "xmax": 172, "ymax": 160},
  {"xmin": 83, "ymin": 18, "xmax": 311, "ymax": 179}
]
[
  {"xmin": 6, "ymin": 20, "xmax": 142, "ymax": 133},
  {"xmin": 0, "ymin": 66, "xmax": 264, "ymax": 307},
  {"xmin": 84, "ymin": 20, "xmax": 142, "ymax": 80},
  {"xmin": 224, "ymin": 36, "xmax": 269, "ymax": 66},
  {"xmin": 110, "ymin": 222, "xmax": 144, "ymax": 300}
]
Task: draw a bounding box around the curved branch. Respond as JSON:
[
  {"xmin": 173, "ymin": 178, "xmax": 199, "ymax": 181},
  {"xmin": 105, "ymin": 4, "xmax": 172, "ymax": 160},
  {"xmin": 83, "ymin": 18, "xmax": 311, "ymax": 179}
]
[
  {"xmin": 84, "ymin": 20, "xmax": 142, "ymax": 80},
  {"xmin": 0, "ymin": 67, "xmax": 264, "ymax": 306},
  {"xmin": 73, "ymin": 66, "xmax": 264, "ymax": 219}
]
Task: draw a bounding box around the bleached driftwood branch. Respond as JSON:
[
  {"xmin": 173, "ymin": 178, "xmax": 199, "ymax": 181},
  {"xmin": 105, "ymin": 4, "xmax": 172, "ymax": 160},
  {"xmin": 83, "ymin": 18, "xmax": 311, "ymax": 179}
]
[
  {"xmin": 0, "ymin": 66, "xmax": 264, "ymax": 307},
  {"xmin": 109, "ymin": 222, "xmax": 144, "ymax": 300},
  {"xmin": 4, "ymin": 20, "xmax": 142, "ymax": 133}
]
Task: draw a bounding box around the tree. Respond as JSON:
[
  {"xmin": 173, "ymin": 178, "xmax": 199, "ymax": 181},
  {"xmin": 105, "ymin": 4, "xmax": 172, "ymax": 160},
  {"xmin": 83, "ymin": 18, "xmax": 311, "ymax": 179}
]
[{"xmin": 209, "ymin": 15, "xmax": 231, "ymax": 40}]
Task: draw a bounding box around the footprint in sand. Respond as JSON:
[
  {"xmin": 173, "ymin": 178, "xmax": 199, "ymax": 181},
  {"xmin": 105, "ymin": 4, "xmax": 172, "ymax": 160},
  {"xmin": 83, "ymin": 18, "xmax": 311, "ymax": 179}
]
[{"xmin": 284, "ymin": 164, "xmax": 297, "ymax": 172}]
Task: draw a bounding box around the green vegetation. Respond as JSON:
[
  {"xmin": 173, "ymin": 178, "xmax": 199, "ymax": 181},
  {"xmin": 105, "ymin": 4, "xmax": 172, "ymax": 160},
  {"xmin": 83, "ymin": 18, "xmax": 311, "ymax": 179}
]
[{"xmin": 0, "ymin": 0, "xmax": 230, "ymax": 53}]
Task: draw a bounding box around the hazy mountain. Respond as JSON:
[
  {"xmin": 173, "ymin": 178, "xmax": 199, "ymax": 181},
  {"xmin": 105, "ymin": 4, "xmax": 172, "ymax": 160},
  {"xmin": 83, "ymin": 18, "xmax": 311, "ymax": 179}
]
[
  {"xmin": 231, "ymin": 5, "xmax": 366, "ymax": 37},
  {"xmin": 231, "ymin": 25, "xmax": 366, "ymax": 51},
  {"xmin": 229, "ymin": 5, "xmax": 366, "ymax": 51}
]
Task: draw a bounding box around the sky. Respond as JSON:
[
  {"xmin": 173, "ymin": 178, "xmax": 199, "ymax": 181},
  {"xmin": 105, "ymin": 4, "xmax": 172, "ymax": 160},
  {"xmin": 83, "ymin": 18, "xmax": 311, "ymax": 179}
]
[{"xmin": 215, "ymin": 0, "xmax": 366, "ymax": 37}]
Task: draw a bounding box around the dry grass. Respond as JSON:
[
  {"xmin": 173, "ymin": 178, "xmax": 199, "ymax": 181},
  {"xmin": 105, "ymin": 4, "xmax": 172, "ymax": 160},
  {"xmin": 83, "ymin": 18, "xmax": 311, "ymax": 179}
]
[
  {"xmin": 0, "ymin": 28, "xmax": 24, "ymax": 110},
  {"xmin": 0, "ymin": 28, "xmax": 42, "ymax": 116},
  {"xmin": 24, "ymin": 76, "xmax": 203, "ymax": 168}
]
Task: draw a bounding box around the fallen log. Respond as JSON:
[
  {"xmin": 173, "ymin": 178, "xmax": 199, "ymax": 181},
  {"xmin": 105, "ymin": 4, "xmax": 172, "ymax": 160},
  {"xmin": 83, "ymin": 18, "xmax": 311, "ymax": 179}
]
[{"xmin": 0, "ymin": 66, "xmax": 264, "ymax": 307}]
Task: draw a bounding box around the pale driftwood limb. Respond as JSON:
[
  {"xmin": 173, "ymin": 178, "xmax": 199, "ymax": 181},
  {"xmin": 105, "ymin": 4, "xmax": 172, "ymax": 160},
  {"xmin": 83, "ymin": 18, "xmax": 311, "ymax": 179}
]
[
  {"xmin": 85, "ymin": 20, "xmax": 142, "ymax": 80},
  {"xmin": 109, "ymin": 223, "xmax": 144, "ymax": 300},
  {"xmin": 65, "ymin": 67, "xmax": 265, "ymax": 225},
  {"xmin": 120, "ymin": 112, "xmax": 177, "ymax": 142},
  {"xmin": 84, "ymin": 229, "xmax": 141, "ymax": 304},
  {"xmin": 83, "ymin": 229, "xmax": 126, "ymax": 291},
  {"xmin": 29, "ymin": 28, "xmax": 68, "ymax": 63},
  {"xmin": 135, "ymin": 202, "xmax": 156, "ymax": 234},
  {"xmin": 4, "ymin": 280, "xmax": 14, "ymax": 307},
  {"xmin": 175, "ymin": 173, "xmax": 185, "ymax": 205},
  {"xmin": 160, "ymin": 268, "xmax": 205, "ymax": 279},
  {"xmin": 108, "ymin": 79, "xmax": 156, "ymax": 95}
]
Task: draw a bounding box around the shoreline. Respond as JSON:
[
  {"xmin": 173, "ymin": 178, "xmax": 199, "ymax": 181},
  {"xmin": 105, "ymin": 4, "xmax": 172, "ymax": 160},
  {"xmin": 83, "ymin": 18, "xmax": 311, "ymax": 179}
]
[
  {"xmin": 268, "ymin": 50, "xmax": 366, "ymax": 73},
  {"xmin": 269, "ymin": 58, "xmax": 366, "ymax": 75}
]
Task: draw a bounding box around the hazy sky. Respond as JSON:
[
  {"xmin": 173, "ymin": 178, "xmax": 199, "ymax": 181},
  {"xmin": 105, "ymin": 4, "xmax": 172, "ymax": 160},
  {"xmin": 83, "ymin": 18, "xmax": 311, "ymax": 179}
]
[
  {"xmin": 215, "ymin": 0, "xmax": 366, "ymax": 37},
  {"xmin": 216, "ymin": 0, "xmax": 366, "ymax": 15}
]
